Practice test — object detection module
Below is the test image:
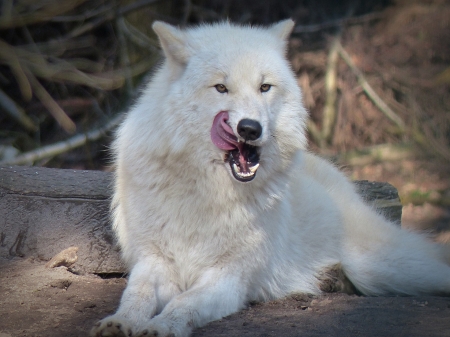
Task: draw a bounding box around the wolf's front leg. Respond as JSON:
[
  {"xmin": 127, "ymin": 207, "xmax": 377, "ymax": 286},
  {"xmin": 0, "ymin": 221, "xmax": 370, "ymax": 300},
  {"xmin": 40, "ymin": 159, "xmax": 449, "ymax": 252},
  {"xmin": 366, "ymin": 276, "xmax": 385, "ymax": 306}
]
[
  {"xmin": 138, "ymin": 268, "xmax": 247, "ymax": 337},
  {"xmin": 90, "ymin": 259, "xmax": 180, "ymax": 337}
]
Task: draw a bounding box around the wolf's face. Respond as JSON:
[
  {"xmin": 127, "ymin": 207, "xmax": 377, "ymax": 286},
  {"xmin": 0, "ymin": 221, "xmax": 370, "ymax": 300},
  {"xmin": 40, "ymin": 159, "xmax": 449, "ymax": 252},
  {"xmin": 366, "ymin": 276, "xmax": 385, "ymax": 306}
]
[{"xmin": 153, "ymin": 20, "xmax": 308, "ymax": 183}]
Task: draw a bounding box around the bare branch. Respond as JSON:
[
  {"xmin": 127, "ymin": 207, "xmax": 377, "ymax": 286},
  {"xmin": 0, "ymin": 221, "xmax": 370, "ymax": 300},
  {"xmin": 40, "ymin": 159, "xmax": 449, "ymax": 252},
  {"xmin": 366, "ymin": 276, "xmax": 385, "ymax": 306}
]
[
  {"xmin": 0, "ymin": 39, "xmax": 32, "ymax": 100},
  {"xmin": 0, "ymin": 89, "xmax": 37, "ymax": 132},
  {"xmin": 336, "ymin": 41, "xmax": 406, "ymax": 132},
  {"xmin": 0, "ymin": 0, "xmax": 88, "ymax": 29},
  {"xmin": 321, "ymin": 37, "xmax": 340, "ymax": 147},
  {"xmin": 293, "ymin": 12, "xmax": 383, "ymax": 34},
  {"xmin": 25, "ymin": 71, "xmax": 76, "ymax": 134},
  {"xmin": 0, "ymin": 114, "xmax": 124, "ymax": 166}
]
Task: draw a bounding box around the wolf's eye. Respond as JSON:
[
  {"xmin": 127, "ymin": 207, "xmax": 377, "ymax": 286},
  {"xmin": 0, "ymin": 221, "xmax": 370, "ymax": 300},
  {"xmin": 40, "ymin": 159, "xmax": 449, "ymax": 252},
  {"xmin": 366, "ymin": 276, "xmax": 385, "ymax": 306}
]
[
  {"xmin": 260, "ymin": 84, "xmax": 271, "ymax": 93},
  {"xmin": 215, "ymin": 84, "xmax": 228, "ymax": 93}
]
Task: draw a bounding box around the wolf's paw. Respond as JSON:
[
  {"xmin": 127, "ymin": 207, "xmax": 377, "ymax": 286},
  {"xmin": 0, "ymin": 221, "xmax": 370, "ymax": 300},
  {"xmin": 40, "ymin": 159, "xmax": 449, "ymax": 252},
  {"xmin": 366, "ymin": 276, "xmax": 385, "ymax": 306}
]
[
  {"xmin": 137, "ymin": 319, "xmax": 183, "ymax": 337},
  {"xmin": 136, "ymin": 326, "xmax": 174, "ymax": 337},
  {"xmin": 90, "ymin": 316, "xmax": 133, "ymax": 337}
]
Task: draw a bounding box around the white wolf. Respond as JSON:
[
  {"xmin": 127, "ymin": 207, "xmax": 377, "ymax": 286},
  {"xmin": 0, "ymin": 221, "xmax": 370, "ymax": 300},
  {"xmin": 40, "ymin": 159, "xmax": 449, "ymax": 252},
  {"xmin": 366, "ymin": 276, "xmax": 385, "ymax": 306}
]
[{"xmin": 91, "ymin": 20, "xmax": 450, "ymax": 337}]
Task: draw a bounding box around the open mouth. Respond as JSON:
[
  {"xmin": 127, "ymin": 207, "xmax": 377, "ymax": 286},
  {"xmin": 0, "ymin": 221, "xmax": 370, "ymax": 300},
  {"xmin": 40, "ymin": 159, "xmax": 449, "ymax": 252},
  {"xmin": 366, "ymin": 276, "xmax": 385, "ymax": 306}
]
[
  {"xmin": 226, "ymin": 144, "xmax": 260, "ymax": 182},
  {"xmin": 211, "ymin": 111, "xmax": 260, "ymax": 182}
]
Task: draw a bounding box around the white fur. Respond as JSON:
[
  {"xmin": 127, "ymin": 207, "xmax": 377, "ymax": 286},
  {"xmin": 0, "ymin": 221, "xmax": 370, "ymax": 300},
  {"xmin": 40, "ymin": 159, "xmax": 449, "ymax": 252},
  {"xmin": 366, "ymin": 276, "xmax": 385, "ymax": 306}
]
[{"xmin": 91, "ymin": 20, "xmax": 450, "ymax": 337}]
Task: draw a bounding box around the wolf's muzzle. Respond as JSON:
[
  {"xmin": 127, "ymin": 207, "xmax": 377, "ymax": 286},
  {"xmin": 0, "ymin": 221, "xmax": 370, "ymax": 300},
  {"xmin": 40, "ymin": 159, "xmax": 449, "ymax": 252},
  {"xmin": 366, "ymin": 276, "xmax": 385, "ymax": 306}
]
[{"xmin": 211, "ymin": 112, "xmax": 261, "ymax": 182}]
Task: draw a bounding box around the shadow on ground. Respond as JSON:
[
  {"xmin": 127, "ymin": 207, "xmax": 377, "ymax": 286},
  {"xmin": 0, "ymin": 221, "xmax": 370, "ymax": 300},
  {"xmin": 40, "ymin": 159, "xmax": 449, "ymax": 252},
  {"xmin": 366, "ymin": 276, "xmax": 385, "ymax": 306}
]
[{"xmin": 1, "ymin": 258, "xmax": 449, "ymax": 337}]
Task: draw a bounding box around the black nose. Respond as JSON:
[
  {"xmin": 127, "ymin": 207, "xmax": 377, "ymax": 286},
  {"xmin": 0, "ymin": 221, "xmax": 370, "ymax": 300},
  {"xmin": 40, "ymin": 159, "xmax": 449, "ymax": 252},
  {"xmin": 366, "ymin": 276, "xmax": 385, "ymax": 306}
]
[{"xmin": 237, "ymin": 119, "xmax": 262, "ymax": 141}]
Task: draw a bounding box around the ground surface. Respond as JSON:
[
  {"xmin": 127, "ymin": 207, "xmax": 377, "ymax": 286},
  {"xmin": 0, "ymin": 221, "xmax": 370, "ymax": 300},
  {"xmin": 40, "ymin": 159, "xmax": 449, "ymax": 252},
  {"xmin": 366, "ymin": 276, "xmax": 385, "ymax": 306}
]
[{"xmin": 1, "ymin": 258, "xmax": 450, "ymax": 337}]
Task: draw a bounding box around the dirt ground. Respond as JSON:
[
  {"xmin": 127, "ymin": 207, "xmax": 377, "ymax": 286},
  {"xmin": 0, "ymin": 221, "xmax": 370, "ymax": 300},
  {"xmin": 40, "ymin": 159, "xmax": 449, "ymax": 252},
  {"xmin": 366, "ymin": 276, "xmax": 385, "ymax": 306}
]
[{"xmin": 1, "ymin": 258, "xmax": 450, "ymax": 337}]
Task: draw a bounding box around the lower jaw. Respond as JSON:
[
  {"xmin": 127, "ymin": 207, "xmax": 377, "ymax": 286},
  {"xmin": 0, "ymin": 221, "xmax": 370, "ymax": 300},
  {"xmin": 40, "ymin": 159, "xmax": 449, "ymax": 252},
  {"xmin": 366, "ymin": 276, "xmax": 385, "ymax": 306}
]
[
  {"xmin": 229, "ymin": 161, "xmax": 259, "ymax": 182},
  {"xmin": 223, "ymin": 144, "xmax": 260, "ymax": 182}
]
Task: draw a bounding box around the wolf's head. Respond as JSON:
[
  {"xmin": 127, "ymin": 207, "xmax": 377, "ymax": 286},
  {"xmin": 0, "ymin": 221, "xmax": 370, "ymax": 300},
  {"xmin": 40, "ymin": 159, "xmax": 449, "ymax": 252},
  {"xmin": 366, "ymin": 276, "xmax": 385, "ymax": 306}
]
[{"xmin": 147, "ymin": 20, "xmax": 308, "ymax": 185}]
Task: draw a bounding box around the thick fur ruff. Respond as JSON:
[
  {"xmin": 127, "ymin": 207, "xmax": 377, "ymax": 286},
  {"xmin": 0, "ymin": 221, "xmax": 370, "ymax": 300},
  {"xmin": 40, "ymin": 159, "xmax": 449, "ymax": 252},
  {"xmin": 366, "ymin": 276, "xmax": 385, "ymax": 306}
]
[{"xmin": 91, "ymin": 20, "xmax": 450, "ymax": 337}]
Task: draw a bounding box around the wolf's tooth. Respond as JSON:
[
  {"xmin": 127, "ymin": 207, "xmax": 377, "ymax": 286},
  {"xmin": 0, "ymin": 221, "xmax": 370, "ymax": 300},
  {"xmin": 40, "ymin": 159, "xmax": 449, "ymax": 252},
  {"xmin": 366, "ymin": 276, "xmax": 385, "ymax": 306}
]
[
  {"xmin": 249, "ymin": 163, "xmax": 260, "ymax": 173},
  {"xmin": 237, "ymin": 171, "xmax": 254, "ymax": 178}
]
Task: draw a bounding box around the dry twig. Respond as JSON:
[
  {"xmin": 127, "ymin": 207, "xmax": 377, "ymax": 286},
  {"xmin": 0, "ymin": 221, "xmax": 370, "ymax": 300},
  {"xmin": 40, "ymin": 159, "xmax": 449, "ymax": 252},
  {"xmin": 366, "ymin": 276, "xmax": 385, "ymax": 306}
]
[
  {"xmin": 0, "ymin": 39, "xmax": 32, "ymax": 100},
  {"xmin": 120, "ymin": 18, "xmax": 160, "ymax": 50},
  {"xmin": 320, "ymin": 37, "xmax": 340, "ymax": 147},
  {"xmin": 25, "ymin": 71, "xmax": 76, "ymax": 134},
  {"xmin": 0, "ymin": 89, "xmax": 37, "ymax": 132},
  {"xmin": 0, "ymin": 114, "xmax": 124, "ymax": 166},
  {"xmin": 0, "ymin": 41, "xmax": 125, "ymax": 90},
  {"xmin": 63, "ymin": 0, "xmax": 163, "ymax": 39},
  {"xmin": 0, "ymin": 0, "xmax": 88, "ymax": 29},
  {"xmin": 293, "ymin": 12, "xmax": 383, "ymax": 33},
  {"xmin": 336, "ymin": 41, "xmax": 406, "ymax": 132}
]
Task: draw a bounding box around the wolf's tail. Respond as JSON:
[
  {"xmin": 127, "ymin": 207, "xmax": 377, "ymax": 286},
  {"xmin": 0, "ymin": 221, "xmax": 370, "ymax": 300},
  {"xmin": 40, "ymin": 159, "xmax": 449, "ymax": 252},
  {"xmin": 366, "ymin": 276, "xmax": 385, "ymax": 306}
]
[{"xmin": 340, "ymin": 202, "xmax": 450, "ymax": 296}]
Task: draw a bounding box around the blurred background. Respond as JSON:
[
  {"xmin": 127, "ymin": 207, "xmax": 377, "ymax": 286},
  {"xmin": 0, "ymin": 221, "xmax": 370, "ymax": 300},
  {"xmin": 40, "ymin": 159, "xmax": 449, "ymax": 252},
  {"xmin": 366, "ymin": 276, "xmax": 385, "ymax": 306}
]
[{"xmin": 0, "ymin": 0, "xmax": 449, "ymax": 236}]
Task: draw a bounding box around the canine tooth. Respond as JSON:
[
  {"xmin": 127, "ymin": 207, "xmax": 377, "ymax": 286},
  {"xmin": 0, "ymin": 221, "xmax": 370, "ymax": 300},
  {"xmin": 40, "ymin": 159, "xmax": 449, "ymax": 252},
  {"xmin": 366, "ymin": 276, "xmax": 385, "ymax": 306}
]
[{"xmin": 249, "ymin": 163, "xmax": 260, "ymax": 173}]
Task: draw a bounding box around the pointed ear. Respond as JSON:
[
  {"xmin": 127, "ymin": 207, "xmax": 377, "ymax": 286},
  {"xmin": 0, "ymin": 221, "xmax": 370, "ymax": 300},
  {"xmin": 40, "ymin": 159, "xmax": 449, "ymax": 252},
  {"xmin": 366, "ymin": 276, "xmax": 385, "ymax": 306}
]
[
  {"xmin": 152, "ymin": 21, "xmax": 190, "ymax": 65},
  {"xmin": 270, "ymin": 19, "xmax": 295, "ymax": 41}
]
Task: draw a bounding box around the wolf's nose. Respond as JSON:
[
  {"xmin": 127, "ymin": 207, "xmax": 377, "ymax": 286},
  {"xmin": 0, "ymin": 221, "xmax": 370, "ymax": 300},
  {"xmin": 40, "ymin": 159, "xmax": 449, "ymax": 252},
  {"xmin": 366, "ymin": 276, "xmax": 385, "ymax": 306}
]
[{"xmin": 237, "ymin": 119, "xmax": 262, "ymax": 141}]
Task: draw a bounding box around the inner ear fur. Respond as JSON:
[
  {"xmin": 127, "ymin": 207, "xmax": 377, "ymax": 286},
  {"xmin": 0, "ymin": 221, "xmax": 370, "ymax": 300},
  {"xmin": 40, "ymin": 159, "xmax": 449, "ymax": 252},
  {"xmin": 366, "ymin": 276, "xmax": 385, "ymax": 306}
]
[
  {"xmin": 270, "ymin": 19, "xmax": 295, "ymax": 41},
  {"xmin": 152, "ymin": 21, "xmax": 190, "ymax": 65}
]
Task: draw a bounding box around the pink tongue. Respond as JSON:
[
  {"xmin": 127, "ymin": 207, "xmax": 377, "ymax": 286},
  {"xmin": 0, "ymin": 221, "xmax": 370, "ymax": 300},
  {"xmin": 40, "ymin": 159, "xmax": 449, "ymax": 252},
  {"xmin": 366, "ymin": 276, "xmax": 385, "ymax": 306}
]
[
  {"xmin": 211, "ymin": 111, "xmax": 250, "ymax": 173},
  {"xmin": 211, "ymin": 111, "xmax": 239, "ymax": 151}
]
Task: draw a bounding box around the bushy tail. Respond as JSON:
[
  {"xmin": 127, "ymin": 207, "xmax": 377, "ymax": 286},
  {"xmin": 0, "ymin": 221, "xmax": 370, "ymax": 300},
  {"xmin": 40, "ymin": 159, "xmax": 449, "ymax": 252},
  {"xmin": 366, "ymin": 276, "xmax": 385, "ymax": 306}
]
[
  {"xmin": 341, "ymin": 202, "xmax": 450, "ymax": 296},
  {"xmin": 303, "ymin": 153, "xmax": 450, "ymax": 296}
]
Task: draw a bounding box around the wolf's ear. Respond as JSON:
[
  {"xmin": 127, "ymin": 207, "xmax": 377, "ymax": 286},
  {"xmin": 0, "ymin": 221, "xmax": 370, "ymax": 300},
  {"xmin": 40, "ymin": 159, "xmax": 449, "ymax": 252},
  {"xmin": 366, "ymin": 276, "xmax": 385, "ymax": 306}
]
[
  {"xmin": 153, "ymin": 21, "xmax": 190, "ymax": 65},
  {"xmin": 270, "ymin": 19, "xmax": 295, "ymax": 41}
]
